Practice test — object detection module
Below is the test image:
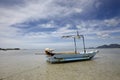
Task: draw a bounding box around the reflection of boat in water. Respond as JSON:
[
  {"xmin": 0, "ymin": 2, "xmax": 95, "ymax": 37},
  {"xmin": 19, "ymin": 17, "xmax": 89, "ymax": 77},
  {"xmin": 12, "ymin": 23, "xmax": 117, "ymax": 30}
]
[{"xmin": 45, "ymin": 31, "xmax": 99, "ymax": 63}]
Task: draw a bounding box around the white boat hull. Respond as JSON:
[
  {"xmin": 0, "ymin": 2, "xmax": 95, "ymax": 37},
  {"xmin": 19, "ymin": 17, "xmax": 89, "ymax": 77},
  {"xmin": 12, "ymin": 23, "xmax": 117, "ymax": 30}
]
[{"xmin": 47, "ymin": 51, "xmax": 98, "ymax": 63}]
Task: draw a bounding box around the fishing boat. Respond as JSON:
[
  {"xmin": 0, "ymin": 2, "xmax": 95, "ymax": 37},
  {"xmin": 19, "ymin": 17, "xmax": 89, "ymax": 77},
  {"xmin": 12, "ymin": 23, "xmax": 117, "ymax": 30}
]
[{"xmin": 45, "ymin": 31, "xmax": 99, "ymax": 63}]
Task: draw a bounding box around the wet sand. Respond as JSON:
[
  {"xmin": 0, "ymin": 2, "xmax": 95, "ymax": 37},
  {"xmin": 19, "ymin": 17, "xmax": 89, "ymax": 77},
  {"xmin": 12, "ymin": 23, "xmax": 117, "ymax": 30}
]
[{"xmin": 0, "ymin": 49, "xmax": 120, "ymax": 80}]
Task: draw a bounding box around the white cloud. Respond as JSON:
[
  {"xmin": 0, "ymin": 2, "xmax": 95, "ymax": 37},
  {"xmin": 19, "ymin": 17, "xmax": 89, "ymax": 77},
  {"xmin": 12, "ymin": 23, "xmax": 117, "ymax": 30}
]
[
  {"xmin": 0, "ymin": 0, "xmax": 96, "ymax": 32},
  {"xmin": 39, "ymin": 21, "xmax": 56, "ymax": 28},
  {"xmin": 0, "ymin": 0, "xmax": 120, "ymax": 48},
  {"xmin": 97, "ymin": 32, "xmax": 110, "ymax": 38},
  {"xmin": 0, "ymin": 0, "xmax": 96, "ymax": 26},
  {"xmin": 24, "ymin": 32, "xmax": 50, "ymax": 39},
  {"xmin": 0, "ymin": 24, "xmax": 21, "ymax": 37},
  {"xmin": 104, "ymin": 18, "xmax": 120, "ymax": 27},
  {"xmin": 57, "ymin": 24, "xmax": 71, "ymax": 32},
  {"xmin": 0, "ymin": 0, "xmax": 86, "ymax": 40},
  {"xmin": 22, "ymin": 24, "xmax": 76, "ymax": 41},
  {"xmin": 77, "ymin": 18, "xmax": 120, "ymax": 32},
  {"xmin": 1, "ymin": 17, "xmax": 120, "ymax": 48},
  {"xmin": 52, "ymin": 24, "xmax": 76, "ymax": 37},
  {"xmin": 76, "ymin": 17, "xmax": 120, "ymax": 38}
]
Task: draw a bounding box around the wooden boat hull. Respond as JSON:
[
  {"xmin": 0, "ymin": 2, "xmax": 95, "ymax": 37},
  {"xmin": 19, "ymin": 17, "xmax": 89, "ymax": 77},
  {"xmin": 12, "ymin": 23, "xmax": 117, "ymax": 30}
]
[{"xmin": 46, "ymin": 51, "xmax": 98, "ymax": 63}]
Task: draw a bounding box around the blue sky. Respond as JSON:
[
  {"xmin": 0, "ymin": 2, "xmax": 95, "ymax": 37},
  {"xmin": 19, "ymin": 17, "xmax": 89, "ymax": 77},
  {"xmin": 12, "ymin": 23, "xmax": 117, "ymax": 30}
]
[{"xmin": 0, "ymin": 0, "xmax": 120, "ymax": 49}]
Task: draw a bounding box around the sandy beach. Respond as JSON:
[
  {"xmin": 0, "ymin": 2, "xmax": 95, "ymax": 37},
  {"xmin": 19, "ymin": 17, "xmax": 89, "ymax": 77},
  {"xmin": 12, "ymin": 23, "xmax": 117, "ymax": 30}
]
[{"xmin": 0, "ymin": 49, "xmax": 120, "ymax": 80}]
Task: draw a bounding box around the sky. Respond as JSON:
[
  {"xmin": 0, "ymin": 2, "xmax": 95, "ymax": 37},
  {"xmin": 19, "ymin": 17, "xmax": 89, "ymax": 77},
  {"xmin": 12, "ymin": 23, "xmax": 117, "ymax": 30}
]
[{"xmin": 0, "ymin": 0, "xmax": 120, "ymax": 49}]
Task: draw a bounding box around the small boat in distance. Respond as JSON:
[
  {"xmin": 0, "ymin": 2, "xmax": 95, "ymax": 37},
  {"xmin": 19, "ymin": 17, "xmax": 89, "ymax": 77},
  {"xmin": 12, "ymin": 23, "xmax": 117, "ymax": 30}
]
[{"xmin": 45, "ymin": 31, "xmax": 99, "ymax": 63}]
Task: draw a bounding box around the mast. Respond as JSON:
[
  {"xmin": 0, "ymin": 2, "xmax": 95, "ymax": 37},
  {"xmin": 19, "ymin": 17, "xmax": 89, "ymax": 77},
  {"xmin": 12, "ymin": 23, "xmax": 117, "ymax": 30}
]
[
  {"xmin": 73, "ymin": 37, "xmax": 77, "ymax": 54},
  {"xmin": 62, "ymin": 31, "xmax": 86, "ymax": 54},
  {"xmin": 77, "ymin": 30, "xmax": 86, "ymax": 54},
  {"xmin": 81, "ymin": 35, "xmax": 86, "ymax": 53}
]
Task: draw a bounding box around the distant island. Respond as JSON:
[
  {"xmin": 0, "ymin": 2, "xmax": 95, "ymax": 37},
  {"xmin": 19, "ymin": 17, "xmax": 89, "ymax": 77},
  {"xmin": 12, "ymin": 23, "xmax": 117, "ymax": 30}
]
[
  {"xmin": 96, "ymin": 44, "xmax": 120, "ymax": 48},
  {"xmin": 0, "ymin": 48, "xmax": 20, "ymax": 51}
]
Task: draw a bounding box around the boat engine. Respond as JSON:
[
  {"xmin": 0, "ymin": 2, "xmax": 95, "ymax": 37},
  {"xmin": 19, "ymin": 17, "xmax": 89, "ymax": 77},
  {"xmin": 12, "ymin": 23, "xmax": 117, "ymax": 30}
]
[{"xmin": 45, "ymin": 48, "xmax": 54, "ymax": 56}]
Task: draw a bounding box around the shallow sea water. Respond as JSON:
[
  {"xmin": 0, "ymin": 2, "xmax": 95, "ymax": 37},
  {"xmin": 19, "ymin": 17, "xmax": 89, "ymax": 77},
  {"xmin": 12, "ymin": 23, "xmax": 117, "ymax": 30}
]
[{"xmin": 0, "ymin": 49, "xmax": 120, "ymax": 80}]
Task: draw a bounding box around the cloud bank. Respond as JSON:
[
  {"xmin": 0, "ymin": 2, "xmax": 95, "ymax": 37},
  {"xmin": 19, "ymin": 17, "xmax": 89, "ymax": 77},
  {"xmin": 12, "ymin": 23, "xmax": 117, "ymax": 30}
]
[{"xmin": 0, "ymin": 0, "xmax": 120, "ymax": 49}]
